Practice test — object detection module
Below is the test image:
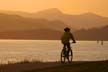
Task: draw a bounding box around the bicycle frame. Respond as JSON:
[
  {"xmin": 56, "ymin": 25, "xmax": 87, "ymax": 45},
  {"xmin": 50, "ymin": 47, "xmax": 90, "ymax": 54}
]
[{"xmin": 61, "ymin": 48, "xmax": 73, "ymax": 63}]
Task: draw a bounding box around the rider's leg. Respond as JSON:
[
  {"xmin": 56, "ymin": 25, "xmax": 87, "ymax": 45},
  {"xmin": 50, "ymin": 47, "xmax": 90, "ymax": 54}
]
[
  {"xmin": 67, "ymin": 43, "xmax": 71, "ymax": 55},
  {"xmin": 67, "ymin": 43, "xmax": 71, "ymax": 62},
  {"xmin": 63, "ymin": 44, "xmax": 66, "ymax": 55},
  {"xmin": 63, "ymin": 44, "xmax": 66, "ymax": 50}
]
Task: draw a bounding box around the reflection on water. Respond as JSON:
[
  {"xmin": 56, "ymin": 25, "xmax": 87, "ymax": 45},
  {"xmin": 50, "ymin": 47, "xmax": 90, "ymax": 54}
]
[{"xmin": 0, "ymin": 40, "xmax": 108, "ymax": 64}]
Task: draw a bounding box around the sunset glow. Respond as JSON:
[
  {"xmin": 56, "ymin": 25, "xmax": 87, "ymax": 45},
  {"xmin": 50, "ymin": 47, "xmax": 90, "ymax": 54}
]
[{"xmin": 0, "ymin": 0, "xmax": 108, "ymax": 16}]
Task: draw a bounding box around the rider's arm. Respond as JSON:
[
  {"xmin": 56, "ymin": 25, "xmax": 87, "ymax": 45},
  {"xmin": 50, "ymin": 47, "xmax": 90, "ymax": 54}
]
[{"xmin": 70, "ymin": 33, "xmax": 76, "ymax": 43}]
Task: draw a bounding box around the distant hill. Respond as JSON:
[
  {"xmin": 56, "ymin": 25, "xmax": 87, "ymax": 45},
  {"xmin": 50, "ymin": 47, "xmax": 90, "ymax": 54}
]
[
  {"xmin": 0, "ymin": 29, "xmax": 62, "ymax": 40},
  {"xmin": 31, "ymin": 8, "xmax": 64, "ymax": 20},
  {"xmin": 0, "ymin": 13, "xmax": 68, "ymax": 32},
  {"xmin": 74, "ymin": 25, "xmax": 108, "ymax": 40}
]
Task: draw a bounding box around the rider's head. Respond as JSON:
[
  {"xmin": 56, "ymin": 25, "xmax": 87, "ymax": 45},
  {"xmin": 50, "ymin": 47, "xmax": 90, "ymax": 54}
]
[{"xmin": 64, "ymin": 27, "xmax": 70, "ymax": 32}]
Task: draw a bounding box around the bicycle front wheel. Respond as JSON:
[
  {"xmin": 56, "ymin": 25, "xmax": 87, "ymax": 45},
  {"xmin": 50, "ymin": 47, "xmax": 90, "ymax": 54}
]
[{"xmin": 68, "ymin": 49, "xmax": 73, "ymax": 62}]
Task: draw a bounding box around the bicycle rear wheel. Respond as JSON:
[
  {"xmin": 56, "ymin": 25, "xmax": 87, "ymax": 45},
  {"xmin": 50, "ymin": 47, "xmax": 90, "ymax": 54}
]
[{"xmin": 61, "ymin": 49, "xmax": 66, "ymax": 63}]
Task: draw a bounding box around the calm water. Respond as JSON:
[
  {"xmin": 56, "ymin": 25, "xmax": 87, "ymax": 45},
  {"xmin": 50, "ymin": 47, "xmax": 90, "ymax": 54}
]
[{"xmin": 0, "ymin": 40, "xmax": 108, "ymax": 64}]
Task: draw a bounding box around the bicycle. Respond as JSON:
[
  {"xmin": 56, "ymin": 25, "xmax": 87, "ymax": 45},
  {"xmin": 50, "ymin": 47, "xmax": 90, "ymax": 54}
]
[{"xmin": 60, "ymin": 46, "xmax": 73, "ymax": 63}]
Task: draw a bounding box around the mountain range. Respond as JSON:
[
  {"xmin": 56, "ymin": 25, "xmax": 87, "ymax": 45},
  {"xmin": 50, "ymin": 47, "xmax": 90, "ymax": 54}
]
[
  {"xmin": 1, "ymin": 8, "xmax": 108, "ymax": 29},
  {"xmin": 31, "ymin": 8, "xmax": 108, "ymax": 29},
  {"xmin": 0, "ymin": 8, "xmax": 108, "ymax": 40}
]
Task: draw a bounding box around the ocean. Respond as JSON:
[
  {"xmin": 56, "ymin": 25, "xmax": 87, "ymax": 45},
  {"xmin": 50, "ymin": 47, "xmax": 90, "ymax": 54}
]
[{"xmin": 0, "ymin": 40, "xmax": 108, "ymax": 64}]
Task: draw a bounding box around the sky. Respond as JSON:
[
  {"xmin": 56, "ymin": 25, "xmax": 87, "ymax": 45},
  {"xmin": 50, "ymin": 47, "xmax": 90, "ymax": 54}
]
[{"xmin": 0, "ymin": 0, "xmax": 108, "ymax": 17}]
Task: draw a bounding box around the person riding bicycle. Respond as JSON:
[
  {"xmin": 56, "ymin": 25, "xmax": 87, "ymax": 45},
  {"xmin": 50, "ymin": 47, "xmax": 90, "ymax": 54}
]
[{"xmin": 61, "ymin": 27, "xmax": 76, "ymax": 59}]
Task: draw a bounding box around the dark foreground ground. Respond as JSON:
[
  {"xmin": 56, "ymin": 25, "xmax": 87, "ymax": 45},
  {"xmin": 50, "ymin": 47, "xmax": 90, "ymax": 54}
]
[{"xmin": 0, "ymin": 61, "xmax": 108, "ymax": 72}]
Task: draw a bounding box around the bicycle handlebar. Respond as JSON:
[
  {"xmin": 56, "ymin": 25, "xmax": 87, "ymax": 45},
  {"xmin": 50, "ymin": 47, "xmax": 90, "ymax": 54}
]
[{"xmin": 71, "ymin": 41, "xmax": 76, "ymax": 44}]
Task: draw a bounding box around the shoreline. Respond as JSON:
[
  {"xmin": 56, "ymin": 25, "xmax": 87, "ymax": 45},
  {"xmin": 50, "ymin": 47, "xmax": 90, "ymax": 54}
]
[{"xmin": 0, "ymin": 60, "xmax": 108, "ymax": 72}]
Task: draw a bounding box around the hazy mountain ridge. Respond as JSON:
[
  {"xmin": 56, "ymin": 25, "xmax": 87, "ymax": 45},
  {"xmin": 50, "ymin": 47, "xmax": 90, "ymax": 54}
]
[
  {"xmin": 0, "ymin": 10, "xmax": 31, "ymax": 17},
  {"xmin": 0, "ymin": 13, "xmax": 68, "ymax": 32},
  {"xmin": 0, "ymin": 13, "xmax": 65, "ymax": 39},
  {"xmin": 30, "ymin": 8, "xmax": 108, "ymax": 29},
  {"xmin": 1, "ymin": 8, "xmax": 108, "ymax": 29}
]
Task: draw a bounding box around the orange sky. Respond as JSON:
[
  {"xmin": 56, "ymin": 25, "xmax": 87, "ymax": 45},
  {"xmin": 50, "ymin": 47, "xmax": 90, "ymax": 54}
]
[{"xmin": 0, "ymin": 0, "xmax": 108, "ymax": 16}]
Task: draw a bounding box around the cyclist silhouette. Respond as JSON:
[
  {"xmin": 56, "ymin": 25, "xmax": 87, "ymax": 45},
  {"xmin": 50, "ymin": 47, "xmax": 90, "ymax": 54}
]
[{"xmin": 61, "ymin": 27, "xmax": 76, "ymax": 60}]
